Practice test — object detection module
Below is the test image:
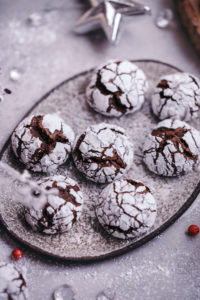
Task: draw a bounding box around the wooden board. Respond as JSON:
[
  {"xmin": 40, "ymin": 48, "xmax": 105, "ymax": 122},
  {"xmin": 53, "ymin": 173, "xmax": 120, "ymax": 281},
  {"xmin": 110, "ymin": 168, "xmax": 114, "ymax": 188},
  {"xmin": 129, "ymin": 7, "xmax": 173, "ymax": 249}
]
[{"xmin": 176, "ymin": 0, "xmax": 200, "ymax": 55}]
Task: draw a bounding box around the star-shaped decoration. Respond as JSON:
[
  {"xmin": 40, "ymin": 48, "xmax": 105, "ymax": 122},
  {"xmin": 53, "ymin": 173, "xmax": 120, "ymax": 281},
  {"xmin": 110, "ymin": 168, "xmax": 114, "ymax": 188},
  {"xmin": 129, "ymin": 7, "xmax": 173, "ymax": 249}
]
[{"xmin": 74, "ymin": 0, "xmax": 151, "ymax": 43}]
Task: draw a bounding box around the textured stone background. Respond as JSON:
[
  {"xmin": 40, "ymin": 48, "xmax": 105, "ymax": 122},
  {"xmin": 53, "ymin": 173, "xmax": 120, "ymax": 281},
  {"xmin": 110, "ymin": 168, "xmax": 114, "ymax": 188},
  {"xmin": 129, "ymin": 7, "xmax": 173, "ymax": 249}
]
[{"xmin": 0, "ymin": 0, "xmax": 200, "ymax": 299}]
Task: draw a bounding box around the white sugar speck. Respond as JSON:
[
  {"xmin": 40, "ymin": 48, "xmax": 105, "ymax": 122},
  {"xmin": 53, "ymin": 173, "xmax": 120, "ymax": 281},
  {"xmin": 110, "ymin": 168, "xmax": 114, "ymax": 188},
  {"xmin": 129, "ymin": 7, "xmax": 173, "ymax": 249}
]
[
  {"xmin": 27, "ymin": 13, "xmax": 42, "ymax": 27},
  {"xmin": 10, "ymin": 69, "xmax": 21, "ymax": 81}
]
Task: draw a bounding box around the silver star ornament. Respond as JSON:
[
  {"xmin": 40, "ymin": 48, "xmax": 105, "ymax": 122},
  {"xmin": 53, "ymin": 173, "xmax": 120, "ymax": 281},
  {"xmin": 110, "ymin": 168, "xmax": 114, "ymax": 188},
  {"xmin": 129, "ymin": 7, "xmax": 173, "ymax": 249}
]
[{"xmin": 74, "ymin": 0, "xmax": 151, "ymax": 43}]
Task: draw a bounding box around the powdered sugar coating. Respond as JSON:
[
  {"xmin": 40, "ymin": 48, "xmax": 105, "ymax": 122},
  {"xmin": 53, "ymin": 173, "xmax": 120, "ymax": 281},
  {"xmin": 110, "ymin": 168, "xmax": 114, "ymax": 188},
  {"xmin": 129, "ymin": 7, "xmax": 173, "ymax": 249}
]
[
  {"xmin": 96, "ymin": 179, "xmax": 157, "ymax": 239},
  {"xmin": 0, "ymin": 262, "xmax": 27, "ymax": 300},
  {"xmin": 86, "ymin": 60, "xmax": 148, "ymax": 117},
  {"xmin": 11, "ymin": 114, "xmax": 75, "ymax": 173},
  {"xmin": 24, "ymin": 175, "xmax": 84, "ymax": 234},
  {"xmin": 143, "ymin": 119, "xmax": 200, "ymax": 177},
  {"xmin": 151, "ymin": 73, "xmax": 200, "ymax": 121},
  {"xmin": 73, "ymin": 123, "xmax": 134, "ymax": 183}
]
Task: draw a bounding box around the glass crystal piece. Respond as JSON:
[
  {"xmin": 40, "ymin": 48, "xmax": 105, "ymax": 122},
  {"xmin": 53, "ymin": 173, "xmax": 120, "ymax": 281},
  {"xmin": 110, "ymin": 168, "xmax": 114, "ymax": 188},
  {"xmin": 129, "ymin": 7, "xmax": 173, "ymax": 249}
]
[
  {"xmin": 96, "ymin": 291, "xmax": 111, "ymax": 300},
  {"xmin": 54, "ymin": 284, "xmax": 75, "ymax": 300},
  {"xmin": 27, "ymin": 13, "xmax": 42, "ymax": 27},
  {"xmin": 10, "ymin": 69, "xmax": 21, "ymax": 81},
  {"xmin": 0, "ymin": 94, "xmax": 3, "ymax": 102},
  {"xmin": 156, "ymin": 8, "xmax": 173, "ymax": 28}
]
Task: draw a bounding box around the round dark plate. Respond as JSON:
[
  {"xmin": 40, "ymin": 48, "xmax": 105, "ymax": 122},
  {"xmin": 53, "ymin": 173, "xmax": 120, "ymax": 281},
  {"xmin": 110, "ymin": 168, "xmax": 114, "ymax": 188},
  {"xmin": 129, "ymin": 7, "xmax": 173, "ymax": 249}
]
[{"xmin": 0, "ymin": 59, "xmax": 200, "ymax": 262}]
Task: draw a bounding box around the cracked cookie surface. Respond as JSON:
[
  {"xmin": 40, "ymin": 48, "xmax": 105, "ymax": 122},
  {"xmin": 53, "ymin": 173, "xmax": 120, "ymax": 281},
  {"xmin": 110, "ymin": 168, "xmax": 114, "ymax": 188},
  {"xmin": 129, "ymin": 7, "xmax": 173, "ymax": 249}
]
[
  {"xmin": 151, "ymin": 72, "xmax": 200, "ymax": 121},
  {"xmin": 11, "ymin": 114, "xmax": 75, "ymax": 173},
  {"xmin": 86, "ymin": 60, "xmax": 148, "ymax": 117},
  {"xmin": 73, "ymin": 123, "xmax": 134, "ymax": 183},
  {"xmin": 0, "ymin": 262, "xmax": 27, "ymax": 300},
  {"xmin": 24, "ymin": 175, "xmax": 84, "ymax": 234},
  {"xmin": 96, "ymin": 179, "xmax": 157, "ymax": 239},
  {"xmin": 143, "ymin": 119, "xmax": 200, "ymax": 177}
]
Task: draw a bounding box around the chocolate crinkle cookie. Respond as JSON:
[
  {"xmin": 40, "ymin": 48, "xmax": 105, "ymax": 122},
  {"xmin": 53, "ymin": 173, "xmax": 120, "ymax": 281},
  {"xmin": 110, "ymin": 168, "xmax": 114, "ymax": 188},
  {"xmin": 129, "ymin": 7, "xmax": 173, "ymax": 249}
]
[
  {"xmin": 143, "ymin": 119, "xmax": 200, "ymax": 177},
  {"xmin": 24, "ymin": 175, "xmax": 84, "ymax": 234},
  {"xmin": 73, "ymin": 123, "xmax": 134, "ymax": 183},
  {"xmin": 151, "ymin": 72, "xmax": 200, "ymax": 121},
  {"xmin": 11, "ymin": 114, "xmax": 75, "ymax": 173},
  {"xmin": 96, "ymin": 179, "xmax": 157, "ymax": 239},
  {"xmin": 86, "ymin": 60, "xmax": 148, "ymax": 117},
  {"xmin": 0, "ymin": 262, "xmax": 27, "ymax": 300}
]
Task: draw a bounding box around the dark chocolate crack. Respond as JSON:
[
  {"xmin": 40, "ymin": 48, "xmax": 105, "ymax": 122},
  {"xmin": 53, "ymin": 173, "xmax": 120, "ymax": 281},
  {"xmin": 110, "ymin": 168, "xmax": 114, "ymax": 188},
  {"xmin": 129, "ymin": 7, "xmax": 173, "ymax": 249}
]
[
  {"xmin": 89, "ymin": 61, "xmax": 146, "ymax": 115},
  {"xmin": 110, "ymin": 128, "xmax": 124, "ymax": 135},
  {"xmin": 103, "ymin": 212, "xmax": 154, "ymax": 237},
  {"xmin": 29, "ymin": 116, "xmax": 70, "ymax": 166},
  {"xmin": 157, "ymin": 79, "xmax": 170, "ymax": 93},
  {"xmin": 73, "ymin": 133, "xmax": 86, "ymax": 161},
  {"xmin": 87, "ymin": 149, "xmax": 126, "ymax": 169},
  {"xmin": 13, "ymin": 270, "xmax": 27, "ymax": 292},
  {"xmin": 108, "ymin": 180, "xmax": 156, "ymax": 238},
  {"xmin": 94, "ymin": 71, "xmax": 127, "ymax": 114},
  {"xmin": 51, "ymin": 180, "xmax": 80, "ymax": 207},
  {"xmin": 96, "ymin": 126, "xmax": 124, "ymax": 136},
  {"xmin": 73, "ymin": 133, "xmax": 127, "ymax": 181},
  {"xmin": 103, "ymin": 214, "xmax": 155, "ymax": 238},
  {"xmin": 1, "ymin": 265, "xmax": 26, "ymax": 299},
  {"xmin": 157, "ymin": 76, "xmax": 200, "ymax": 118},
  {"xmin": 144, "ymin": 126, "xmax": 198, "ymax": 175},
  {"xmin": 16, "ymin": 128, "xmax": 27, "ymax": 158},
  {"xmin": 26, "ymin": 179, "xmax": 81, "ymax": 233},
  {"xmin": 113, "ymin": 182, "xmax": 142, "ymax": 218},
  {"xmin": 190, "ymin": 74, "xmax": 200, "ymax": 89},
  {"xmin": 189, "ymin": 75, "xmax": 200, "ymax": 112},
  {"xmin": 15, "ymin": 115, "xmax": 70, "ymax": 168},
  {"xmin": 157, "ymin": 79, "xmax": 178, "ymax": 117},
  {"xmin": 126, "ymin": 179, "xmax": 150, "ymax": 194}
]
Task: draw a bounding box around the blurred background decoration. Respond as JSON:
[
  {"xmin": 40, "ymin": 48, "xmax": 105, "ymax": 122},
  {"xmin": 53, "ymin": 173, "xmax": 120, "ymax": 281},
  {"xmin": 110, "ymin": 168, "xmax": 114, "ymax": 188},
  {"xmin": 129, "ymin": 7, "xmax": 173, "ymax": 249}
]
[
  {"xmin": 74, "ymin": 0, "xmax": 151, "ymax": 44},
  {"xmin": 176, "ymin": 0, "xmax": 200, "ymax": 56}
]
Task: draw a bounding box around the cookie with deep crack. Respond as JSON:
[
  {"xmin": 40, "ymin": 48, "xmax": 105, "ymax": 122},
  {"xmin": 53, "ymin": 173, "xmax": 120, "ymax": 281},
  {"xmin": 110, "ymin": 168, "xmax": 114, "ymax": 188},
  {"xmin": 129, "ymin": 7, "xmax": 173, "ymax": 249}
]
[
  {"xmin": 24, "ymin": 175, "xmax": 84, "ymax": 234},
  {"xmin": 86, "ymin": 60, "xmax": 148, "ymax": 117},
  {"xmin": 151, "ymin": 72, "xmax": 200, "ymax": 121},
  {"xmin": 73, "ymin": 123, "xmax": 134, "ymax": 183},
  {"xmin": 96, "ymin": 179, "xmax": 157, "ymax": 239},
  {"xmin": 143, "ymin": 119, "xmax": 200, "ymax": 176},
  {"xmin": 11, "ymin": 114, "xmax": 75, "ymax": 173},
  {"xmin": 0, "ymin": 262, "xmax": 27, "ymax": 300}
]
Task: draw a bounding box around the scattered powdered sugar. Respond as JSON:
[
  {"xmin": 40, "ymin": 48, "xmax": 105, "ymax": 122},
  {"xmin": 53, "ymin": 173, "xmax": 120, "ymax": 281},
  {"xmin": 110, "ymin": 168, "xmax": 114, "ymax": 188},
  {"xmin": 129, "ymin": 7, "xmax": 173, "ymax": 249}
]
[
  {"xmin": 151, "ymin": 72, "xmax": 200, "ymax": 121},
  {"xmin": 11, "ymin": 114, "xmax": 75, "ymax": 173},
  {"xmin": 96, "ymin": 291, "xmax": 112, "ymax": 300},
  {"xmin": 73, "ymin": 123, "xmax": 134, "ymax": 183},
  {"xmin": 96, "ymin": 179, "xmax": 157, "ymax": 239},
  {"xmin": 86, "ymin": 60, "xmax": 148, "ymax": 117},
  {"xmin": 0, "ymin": 61, "xmax": 200, "ymax": 259},
  {"xmin": 143, "ymin": 119, "xmax": 200, "ymax": 176}
]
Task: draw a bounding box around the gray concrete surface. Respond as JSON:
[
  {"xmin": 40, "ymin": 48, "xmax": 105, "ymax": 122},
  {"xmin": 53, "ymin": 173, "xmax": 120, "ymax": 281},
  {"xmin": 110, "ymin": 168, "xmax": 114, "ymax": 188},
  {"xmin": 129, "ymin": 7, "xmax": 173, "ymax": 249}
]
[{"xmin": 0, "ymin": 0, "xmax": 200, "ymax": 299}]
